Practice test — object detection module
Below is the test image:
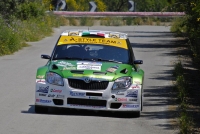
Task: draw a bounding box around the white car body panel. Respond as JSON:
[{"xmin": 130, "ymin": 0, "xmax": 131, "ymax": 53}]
[{"xmin": 35, "ymin": 78, "xmax": 142, "ymax": 112}]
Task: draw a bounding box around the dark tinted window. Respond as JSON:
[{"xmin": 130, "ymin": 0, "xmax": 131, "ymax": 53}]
[{"xmin": 52, "ymin": 44, "xmax": 130, "ymax": 63}]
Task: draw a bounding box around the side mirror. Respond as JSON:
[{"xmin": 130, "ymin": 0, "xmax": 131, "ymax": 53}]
[
  {"xmin": 41, "ymin": 54, "xmax": 51, "ymax": 59},
  {"xmin": 134, "ymin": 60, "xmax": 143, "ymax": 64}
]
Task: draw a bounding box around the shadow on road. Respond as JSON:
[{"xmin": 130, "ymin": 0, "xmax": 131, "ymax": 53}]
[
  {"xmin": 130, "ymin": 32, "xmax": 188, "ymax": 131},
  {"xmin": 21, "ymin": 105, "xmax": 141, "ymax": 119}
]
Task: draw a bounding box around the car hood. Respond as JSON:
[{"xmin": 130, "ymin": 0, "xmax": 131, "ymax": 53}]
[{"xmin": 49, "ymin": 60, "xmax": 134, "ymax": 81}]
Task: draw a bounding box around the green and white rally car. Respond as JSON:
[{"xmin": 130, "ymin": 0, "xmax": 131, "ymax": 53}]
[{"xmin": 35, "ymin": 29, "xmax": 144, "ymax": 117}]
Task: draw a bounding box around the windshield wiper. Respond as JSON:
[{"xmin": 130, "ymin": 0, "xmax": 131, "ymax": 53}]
[
  {"xmin": 53, "ymin": 57, "xmax": 122, "ymax": 63},
  {"xmin": 91, "ymin": 58, "xmax": 122, "ymax": 63},
  {"xmin": 53, "ymin": 57, "xmax": 93, "ymax": 61}
]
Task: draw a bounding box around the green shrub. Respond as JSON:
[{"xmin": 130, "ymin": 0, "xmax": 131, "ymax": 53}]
[
  {"xmin": 170, "ymin": 17, "xmax": 187, "ymax": 36},
  {"xmin": 80, "ymin": 17, "xmax": 94, "ymax": 26},
  {"xmin": 173, "ymin": 61, "xmax": 193, "ymax": 134},
  {"xmin": 176, "ymin": 75, "xmax": 188, "ymax": 102},
  {"xmin": 0, "ymin": 17, "xmax": 21, "ymax": 55},
  {"xmin": 100, "ymin": 17, "xmax": 123, "ymax": 26},
  {"xmin": 133, "ymin": 17, "xmax": 143, "ymax": 25},
  {"xmin": 179, "ymin": 111, "xmax": 193, "ymax": 134},
  {"xmin": 100, "ymin": 17, "xmax": 112, "ymax": 26},
  {"xmin": 156, "ymin": 20, "xmax": 161, "ymax": 26},
  {"xmin": 112, "ymin": 17, "xmax": 123, "ymax": 26},
  {"xmin": 143, "ymin": 17, "xmax": 153, "ymax": 25},
  {"xmin": 125, "ymin": 17, "xmax": 133, "ymax": 25},
  {"xmin": 173, "ymin": 61, "xmax": 184, "ymax": 77},
  {"xmin": 68, "ymin": 18, "xmax": 78, "ymax": 26},
  {"xmin": 16, "ymin": 1, "xmax": 45, "ymax": 20}
]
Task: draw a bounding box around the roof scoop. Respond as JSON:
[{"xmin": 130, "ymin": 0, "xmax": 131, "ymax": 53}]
[
  {"xmin": 120, "ymin": 68, "xmax": 128, "ymax": 74},
  {"xmin": 52, "ymin": 64, "xmax": 58, "ymax": 70}
]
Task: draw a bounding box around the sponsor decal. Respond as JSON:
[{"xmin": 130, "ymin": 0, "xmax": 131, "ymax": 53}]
[
  {"xmin": 56, "ymin": 95, "xmax": 65, "ymax": 98},
  {"xmin": 50, "ymin": 89, "xmax": 62, "ymax": 93},
  {"xmin": 134, "ymin": 81, "xmax": 141, "ymax": 84},
  {"xmin": 122, "ymin": 104, "xmax": 139, "ymax": 108},
  {"xmin": 69, "ymin": 104, "xmax": 105, "ymax": 108},
  {"xmin": 129, "ymin": 99, "xmax": 137, "ymax": 101},
  {"xmin": 36, "ymin": 79, "xmax": 46, "ymax": 84},
  {"xmin": 56, "ymin": 61, "xmax": 75, "ymax": 67},
  {"xmin": 69, "ymin": 31, "xmax": 79, "ymax": 36},
  {"xmin": 77, "ymin": 65, "xmax": 101, "ymax": 71},
  {"xmin": 106, "ymin": 65, "xmax": 119, "ymax": 73},
  {"xmin": 36, "ymin": 99, "xmax": 52, "ymax": 103},
  {"xmin": 70, "ymin": 91, "xmax": 85, "ymax": 96},
  {"xmin": 70, "ymin": 37, "xmax": 116, "ymax": 44},
  {"xmin": 77, "ymin": 61, "xmax": 102, "ymax": 66},
  {"xmin": 116, "ymin": 92, "xmax": 125, "ymax": 95},
  {"xmin": 89, "ymin": 96, "xmax": 99, "ymax": 99},
  {"xmin": 36, "ymin": 86, "xmax": 49, "ymax": 93},
  {"xmin": 109, "ymin": 33, "xmax": 120, "ymax": 38},
  {"xmin": 77, "ymin": 61, "xmax": 102, "ymax": 71},
  {"xmin": 37, "ymin": 75, "xmax": 44, "ymax": 79},
  {"xmin": 48, "ymin": 94, "xmax": 55, "ymax": 97},
  {"xmin": 39, "ymin": 93, "xmax": 47, "ymax": 97},
  {"xmin": 63, "ymin": 67, "xmax": 76, "ymax": 70},
  {"xmin": 131, "ymin": 85, "xmax": 140, "ymax": 89},
  {"xmin": 115, "ymin": 98, "xmax": 127, "ymax": 101},
  {"xmin": 58, "ymin": 36, "xmax": 128, "ymax": 49},
  {"xmin": 72, "ymin": 74, "xmax": 108, "ymax": 79},
  {"xmin": 126, "ymin": 90, "xmax": 138, "ymax": 98}
]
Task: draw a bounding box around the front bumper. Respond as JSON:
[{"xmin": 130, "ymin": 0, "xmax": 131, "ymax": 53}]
[{"xmin": 35, "ymin": 79, "xmax": 142, "ymax": 112}]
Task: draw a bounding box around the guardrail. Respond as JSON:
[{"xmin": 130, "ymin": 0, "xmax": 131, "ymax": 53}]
[{"xmin": 52, "ymin": 11, "xmax": 185, "ymax": 17}]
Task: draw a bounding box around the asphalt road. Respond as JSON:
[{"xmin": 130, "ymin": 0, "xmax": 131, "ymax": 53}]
[{"xmin": 0, "ymin": 26, "xmax": 178, "ymax": 134}]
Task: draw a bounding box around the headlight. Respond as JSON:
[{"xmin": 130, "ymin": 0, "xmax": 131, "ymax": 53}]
[
  {"xmin": 46, "ymin": 72, "xmax": 64, "ymax": 86},
  {"xmin": 112, "ymin": 77, "xmax": 132, "ymax": 90}
]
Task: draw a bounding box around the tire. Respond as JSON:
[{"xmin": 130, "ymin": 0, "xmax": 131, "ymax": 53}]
[
  {"xmin": 35, "ymin": 106, "xmax": 48, "ymax": 113},
  {"xmin": 135, "ymin": 111, "xmax": 141, "ymax": 117},
  {"xmin": 126, "ymin": 111, "xmax": 140, "ymax": 118}
]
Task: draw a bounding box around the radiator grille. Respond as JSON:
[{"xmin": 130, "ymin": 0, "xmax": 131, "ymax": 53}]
[
  {"xmin": 68, "ymin": 79, "xmax": 109, "ymax": 90},
  {"xmin": 67, "ymin": 98, "xmax": 107, "ymax": 107}
]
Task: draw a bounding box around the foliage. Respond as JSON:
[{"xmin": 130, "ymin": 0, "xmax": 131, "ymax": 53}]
[
  {"xmin": 66, "ymin": 0, "xmax": 106, "ymax": 11},
  {"xmin": 169, "ymin": 0, "xmax": 200, "ymax": 70},
  {"xmin": 0, "ymin": 17, "xmax": 21, "ymax": 55},
  {"xmin": 133, "ymin": 17, "xmax": 144, "ymax": 25},
  {"xmin": 124, "ymin": 17, "xmax": 133, "ymax": 25},
  {"xmin": 171, "ymin": 17, "xmax": 187, "ymax": 36},
  {"xmin": 80, "ymin": 17, "xmax": 94, "ymax": 26},
  {"xmin": 173, "ymin": 61, "xmax": 193, "ymax": 134},
  {"xmin": 16, "ymin": 1, "xmax": 46, "ymax": 20},
  {"xmin": 0, "ymin": 1, "xmax": 68, "ymax": 56},
  {"xmin": 100, "ymin": 17, "xmax": 123, "ymax": 26},
  {"xmin": 102, "ymin": 0, "xmax": 171, "ymax": 11},
  {"xmin": 0, "ymin": 0, "xmax": 19, "ymax": 19},
  {"xmin": 68, "ymin": 18, "xmax": 78, "ymax": 26},
  {"xmin": 42, "ymin": 0, "xmax": 172, "ymax": 12}
]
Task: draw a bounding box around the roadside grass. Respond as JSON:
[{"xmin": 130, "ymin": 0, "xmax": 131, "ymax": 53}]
[
  {"xmin": 79, "ymin": 17, "xmax": 94, "ymax": 26},
  {"xmin": 0, "ymin": 14, "xmax": 67, "ymax": 56},
  {"xmin": 173, "ymin": 61, "xmax": 193, "ymax": 133},
  {"xmin": 0, "ymin": 16, "xmax": 173, "ymax": 56},
  {"xmin": 170, "ymin": 17, "xmax": 187, "ymax": 36}
]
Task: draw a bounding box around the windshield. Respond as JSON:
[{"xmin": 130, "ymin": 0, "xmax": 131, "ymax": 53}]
[{"xmin": 52, "ymin": 44, "xmax": 130, "ymax": 63}]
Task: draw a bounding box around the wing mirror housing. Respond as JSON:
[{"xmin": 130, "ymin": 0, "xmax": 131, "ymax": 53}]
[
  {"xmin": 41, "ymin": 54, "xmax": 51, "ymax": 59},
  {"xmin": 134, "ymin": 60, "xmax": 143, "ymax": 64}
]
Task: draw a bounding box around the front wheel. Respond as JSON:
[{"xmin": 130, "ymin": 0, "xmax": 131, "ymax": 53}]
[
  {"xmin": 135, "ymin": 111, "xmax": 141, "ymax": 117},
  {"xmin": 35, "ymin": 106, "xmax": 48, "ymax": 113},
  {"xmin": 126, "ymin": 111, "xmax": 141, "ymax": 118}
]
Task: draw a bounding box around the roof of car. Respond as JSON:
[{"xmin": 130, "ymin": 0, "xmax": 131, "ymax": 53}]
[{"xmin": 61, "ymin": 29, "xmax": 128, "ymax": 39}]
